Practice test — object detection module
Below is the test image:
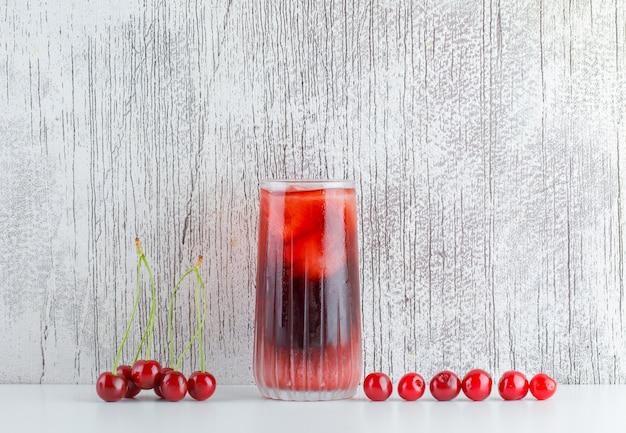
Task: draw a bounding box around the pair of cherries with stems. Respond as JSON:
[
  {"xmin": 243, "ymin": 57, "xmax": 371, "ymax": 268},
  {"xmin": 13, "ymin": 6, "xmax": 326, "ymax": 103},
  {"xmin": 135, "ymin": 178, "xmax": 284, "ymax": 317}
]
[
  {"xmin": 96, "ymin": 238, "xmax": 215, "ymax": 402},
  {"xmin": 157, "ymin": 254, "xmax": 215, "ymax": 402},
  {"xmin": 95, "ymin": 238, "xmax": 158, "ymax": 401}
]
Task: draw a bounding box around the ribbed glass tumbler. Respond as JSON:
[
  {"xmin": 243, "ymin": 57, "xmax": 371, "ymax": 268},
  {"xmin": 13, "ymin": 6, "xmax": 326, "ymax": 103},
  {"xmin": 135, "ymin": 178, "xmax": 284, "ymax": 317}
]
[{"xmin": 253, "ymin": 180, "xmax": 362, "ymax": 401}]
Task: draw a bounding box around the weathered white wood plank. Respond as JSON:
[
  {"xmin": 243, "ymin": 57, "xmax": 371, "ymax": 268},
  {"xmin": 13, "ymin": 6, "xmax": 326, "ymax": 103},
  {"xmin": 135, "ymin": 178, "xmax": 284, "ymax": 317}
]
[{"xmin": 0, "ymin": 0, "xmax": 624, "ymax": 385}]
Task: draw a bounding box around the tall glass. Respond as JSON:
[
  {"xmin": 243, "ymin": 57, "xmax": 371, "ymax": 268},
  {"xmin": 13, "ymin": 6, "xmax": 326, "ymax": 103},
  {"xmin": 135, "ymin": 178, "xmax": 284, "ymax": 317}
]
[{"xmin": 253, "ymin": 180, "xmax": 362, "ymax": 401}]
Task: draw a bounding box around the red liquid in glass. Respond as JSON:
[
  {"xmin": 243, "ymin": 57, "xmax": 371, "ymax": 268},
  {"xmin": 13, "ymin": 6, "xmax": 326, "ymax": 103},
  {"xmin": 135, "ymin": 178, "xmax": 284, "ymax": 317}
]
[{"xmin": 254, "ymin": 183, "xmax": 362, "ymax": 400}]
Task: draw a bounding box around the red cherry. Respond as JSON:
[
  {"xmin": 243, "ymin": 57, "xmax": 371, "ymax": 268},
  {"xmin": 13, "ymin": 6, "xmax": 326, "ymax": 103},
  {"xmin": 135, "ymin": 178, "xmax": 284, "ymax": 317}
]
[
  {"xmin": 429, "ymin": 370, "xmax": 461, "ymax": 401},
  {"xmin": 96, "ymin": 372, "xmax": 128, "ymax": 402},
  {"xmin": 529, "ymin": 373, "xmax": 557, "ymax": 400},
  {"xmin": 397, "ymin": 372, "xmax": 426, "ymax": 401},
  {"xmin": 363, "ymin": 372, "xmax": 393, "ymax": 401},
  {"xmin": 498, "ymin": 370, "xmax": 529, "ymax": 400},
  {"xmin": 159, "ymin": 371, "xmax": 188, "ymax": 402},
  {"xmin": 116, "ymin": 365, "xmax": 141, "ymax": 398},
  {"xmin": 187, "ymin": 371, "xmax": 217, "ymax": 401},
  {"xmin": 154, "ymin": 367, "xmax": 174, "ymax": 398},
  {"xmin": 131, "ymin": 359, "xmax": 162, "ymax": 389},
  {"xmin": 461, "ymin": 369, "xmax": 493, "ymax": 401}
]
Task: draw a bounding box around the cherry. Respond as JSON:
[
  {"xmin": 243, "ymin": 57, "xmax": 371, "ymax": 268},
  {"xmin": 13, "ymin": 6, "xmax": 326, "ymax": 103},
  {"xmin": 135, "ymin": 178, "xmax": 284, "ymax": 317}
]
[
  {"xmin": 154, "ymin": 367, "xmax": 174, "ymax": 398},
  {"xmin": 96, "ymin": 372, "xmax": 128, "ymax": 402},
  {"xmin": 498, "ymin": 370, "xmax": 529, "ymax": 400},
  {"xmin": 131, "ymin": 359, "xmax": 162, "ymax": 389},
  {"xmin": 397, "ymin": 372, "xmax": 426, "ymax": 401},
  {"xmin": 188, "ymin": 371, "xmax": 217, "ymax": 401},
  {"xmin": 529, "ymin": 373, "xmax": 557, "ymax": 400},
  {"xmin": 429, "ymin": 370, "xmax": 461, "ymax": 401},
  {"xmin": 363, "ymin": 372, "xmax": 393, "ymax": 401},
  {"xmin": 159, "ymin": 370, "xmax": 188, "ymax": 402},
  {"xmin": 117, "ymin": 365, "xmax": 141, "ymax": 398},
  {"xmin": 461, "ymin": 369, "xmax": 493, "ymax": 401}
]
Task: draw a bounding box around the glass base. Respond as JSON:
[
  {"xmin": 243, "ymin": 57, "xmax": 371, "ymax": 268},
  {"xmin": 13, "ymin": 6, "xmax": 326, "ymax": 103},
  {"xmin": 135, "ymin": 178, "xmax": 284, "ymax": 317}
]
[{"xmin": 257, "ymin": 386, "xmax": 357, "ymax": 401}]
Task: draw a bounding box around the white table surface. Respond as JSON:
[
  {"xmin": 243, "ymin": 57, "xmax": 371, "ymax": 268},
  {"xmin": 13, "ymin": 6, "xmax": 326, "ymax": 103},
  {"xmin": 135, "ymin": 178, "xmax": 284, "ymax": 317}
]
[{"xmin": 1, "ymin": 384, "xmax": 624, "ymax": 432}]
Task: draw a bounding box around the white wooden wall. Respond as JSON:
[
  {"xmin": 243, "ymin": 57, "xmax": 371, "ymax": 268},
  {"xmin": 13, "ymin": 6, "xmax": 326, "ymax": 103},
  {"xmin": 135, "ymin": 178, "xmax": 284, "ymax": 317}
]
[{"xmin": 0, "ymin": 0, "xmax": 624, "ymax": 385}]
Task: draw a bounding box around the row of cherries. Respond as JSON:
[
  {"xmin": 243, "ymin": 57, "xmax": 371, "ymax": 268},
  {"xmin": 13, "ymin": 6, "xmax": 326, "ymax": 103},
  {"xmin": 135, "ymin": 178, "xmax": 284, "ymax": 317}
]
[
  {"xmin": 96, "ymin": 239, "xmax": 215, "ymax": 403},
  {"xmin": 97, "ymin": 360, "xmax": 216, "ymax": 402},
  {"xmin": 363, "ymin": 369, "xmax": 557, "ymax": 401}
]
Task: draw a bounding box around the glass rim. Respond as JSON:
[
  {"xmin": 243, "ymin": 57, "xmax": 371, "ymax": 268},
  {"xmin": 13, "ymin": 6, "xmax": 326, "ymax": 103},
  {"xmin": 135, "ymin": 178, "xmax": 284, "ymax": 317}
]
[{"xmin": 260, "ymin": 179, "xmax": 355, "ymax": 191}]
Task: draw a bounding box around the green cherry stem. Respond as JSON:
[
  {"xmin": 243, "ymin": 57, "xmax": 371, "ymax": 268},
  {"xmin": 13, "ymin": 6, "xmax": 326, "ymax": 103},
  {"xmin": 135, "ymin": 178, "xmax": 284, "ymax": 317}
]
[
  {"xmin": 144, "ymin": 252, "xmax": 157, "ymax": 359},
  {"xmin": 167, "ymin": 261, "xmax": 199, "ymax": 368},
  {"xmin": 133, "ymin": 238, "xmax": 157, "ymax": 362},
  {"xmin": 172, "ymin": 257, "xmax": 208, "ymax": 371},
  {"xmin": 195, "ymin": 269, "xmax": 206, "ymax": 372},
  {"xmin": 110, "ymin": 238, "xmax": 144, "ymax": 374}
]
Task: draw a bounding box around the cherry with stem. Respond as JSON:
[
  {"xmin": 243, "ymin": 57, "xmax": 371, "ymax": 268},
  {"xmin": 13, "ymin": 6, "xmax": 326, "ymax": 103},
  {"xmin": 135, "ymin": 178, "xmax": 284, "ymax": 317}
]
[
  {"xmin": 187, "ymin": 264, "xmax": 215, "ymax": 401},
  {"xmin": 130, "ymin": 238, "xmax": 162, "ymax": 390}
]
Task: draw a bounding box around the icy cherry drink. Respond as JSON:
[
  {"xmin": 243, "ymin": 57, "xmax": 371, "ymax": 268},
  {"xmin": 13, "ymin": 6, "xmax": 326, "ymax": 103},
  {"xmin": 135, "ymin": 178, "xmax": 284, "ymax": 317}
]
[{"xmin": 254, "ymin": 180, "xmax": 362, "ymax": 401}]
